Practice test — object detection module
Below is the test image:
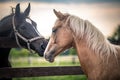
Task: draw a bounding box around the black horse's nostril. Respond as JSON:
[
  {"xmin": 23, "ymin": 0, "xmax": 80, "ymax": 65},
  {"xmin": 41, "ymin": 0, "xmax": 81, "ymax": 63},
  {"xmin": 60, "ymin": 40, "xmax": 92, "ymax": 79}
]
[
  {"xmin": 40, "ymin": 43, "xmax": 45, "ymax": 50},
  {"xmin": 40, "ymin": 41, "xmax": 48, "ymax": 50}
]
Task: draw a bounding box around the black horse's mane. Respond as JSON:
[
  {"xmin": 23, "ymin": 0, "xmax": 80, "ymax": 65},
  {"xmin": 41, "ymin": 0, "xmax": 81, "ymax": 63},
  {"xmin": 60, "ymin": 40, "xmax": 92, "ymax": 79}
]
[
  {"xmin": 0, "ymin": 13, "xmax": 15, "ymax": 37},
  {"xmin": 0, "ymin": 6, "xmax": 15, "ymax": 22},
  {"xmin": 0, "ymin": 13, "xmax": 14, "ymax": 22}
]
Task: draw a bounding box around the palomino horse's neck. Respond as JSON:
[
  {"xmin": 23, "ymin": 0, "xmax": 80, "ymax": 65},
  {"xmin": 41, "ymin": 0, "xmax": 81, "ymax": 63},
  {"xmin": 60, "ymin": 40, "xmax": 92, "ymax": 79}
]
[
  {"xmin": 73, "ymin": 34, "xmax": 120, "ymax": 79},
  {"xmin": 73, "ymin": 37, "xmax": 100, "ymax": 76},
  {"xmin": 64, "ymin": 14, "xmax": 120, "ymax": 80},
  {"xmin": 67, "ymin": 15, "xmax": 117, "ymax": 56},
  {"xmin": 68, "ymin": 15, "xmax": 117, "ymax": 62}
]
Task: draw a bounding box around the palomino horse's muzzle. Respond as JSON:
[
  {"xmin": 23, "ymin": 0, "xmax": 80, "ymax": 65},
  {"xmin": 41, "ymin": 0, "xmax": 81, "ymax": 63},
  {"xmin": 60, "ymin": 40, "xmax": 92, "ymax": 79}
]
[
  {"xmin": 44, "ymin": 50, "xmax": 55, "ymax": 63},
  {"xmin": 44, "ymin": 43, "xmax": 57, "ymax": 62}
]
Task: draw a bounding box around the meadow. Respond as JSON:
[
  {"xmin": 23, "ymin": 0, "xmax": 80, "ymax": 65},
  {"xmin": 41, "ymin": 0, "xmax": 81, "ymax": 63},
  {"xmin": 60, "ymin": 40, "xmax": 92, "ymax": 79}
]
[{"xmin": 10, "ymin": 55, "xmax": 87, "ymax": 80}]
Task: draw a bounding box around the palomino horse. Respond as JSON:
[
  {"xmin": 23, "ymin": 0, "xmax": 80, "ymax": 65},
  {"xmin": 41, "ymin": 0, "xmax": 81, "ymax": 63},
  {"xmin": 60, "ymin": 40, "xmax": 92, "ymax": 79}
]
[
  {"xmin": 44, "ymin": 9, "xmax": 120, "ymax": 80},
  {"xmin": 0, "ymin": 3, "xmax": 47, "ymax": 80}
]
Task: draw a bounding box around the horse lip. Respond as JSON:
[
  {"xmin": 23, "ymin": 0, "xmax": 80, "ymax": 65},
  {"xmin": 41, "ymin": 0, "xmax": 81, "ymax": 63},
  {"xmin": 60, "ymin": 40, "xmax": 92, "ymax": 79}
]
[{"xmin": 46, "ymin": 58, "xmax": 54, "ymax": 63}]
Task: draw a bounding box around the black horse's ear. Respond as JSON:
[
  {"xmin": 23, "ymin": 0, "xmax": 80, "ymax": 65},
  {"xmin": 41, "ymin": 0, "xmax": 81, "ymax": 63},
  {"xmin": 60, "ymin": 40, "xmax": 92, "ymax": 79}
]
[
  {"xmin": 24, "ymin": 3, "xmax": 30, "ymax": 17},
  {"xmin": 15, "ymin": 3, "xmax": 20, "ymax": 17}
]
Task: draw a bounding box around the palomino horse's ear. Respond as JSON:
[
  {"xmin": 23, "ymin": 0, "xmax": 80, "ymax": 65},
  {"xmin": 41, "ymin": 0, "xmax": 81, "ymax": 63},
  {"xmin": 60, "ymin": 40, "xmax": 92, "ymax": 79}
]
[
  {"xmin": 24, "ymin": 3, "xmax": 31, "ymax": 17},
  {"xmin": 15, "ymin": 3, "xmax": 20, "ymax": 17},
  {"xmin": 53, "ymin": 9, "xmax": 65, "ymax": 20}
]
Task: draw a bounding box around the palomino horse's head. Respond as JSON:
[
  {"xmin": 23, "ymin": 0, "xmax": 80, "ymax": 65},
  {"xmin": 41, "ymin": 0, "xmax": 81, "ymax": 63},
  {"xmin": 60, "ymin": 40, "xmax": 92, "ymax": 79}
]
[
  {"xmin": 0, "ymin": 3, "xmax": 48, "ymax": 56},
  {"xmin": 44, "ymin": 9, "xmax": 74, "ymax": 62}
]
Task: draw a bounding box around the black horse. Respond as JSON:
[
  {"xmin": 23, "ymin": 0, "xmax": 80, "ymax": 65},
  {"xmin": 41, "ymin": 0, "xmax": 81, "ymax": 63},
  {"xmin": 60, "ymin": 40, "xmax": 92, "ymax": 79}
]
[{"xmin": 0, "ymin": 3, "xmax": 47, "ymax": 80}]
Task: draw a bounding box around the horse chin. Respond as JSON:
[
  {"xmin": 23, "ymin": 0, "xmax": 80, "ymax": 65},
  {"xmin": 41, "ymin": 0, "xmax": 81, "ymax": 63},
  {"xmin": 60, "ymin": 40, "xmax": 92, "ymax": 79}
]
[{"xmin": 35, "ymin": 49, "xmax": 44, "ymax": 56}]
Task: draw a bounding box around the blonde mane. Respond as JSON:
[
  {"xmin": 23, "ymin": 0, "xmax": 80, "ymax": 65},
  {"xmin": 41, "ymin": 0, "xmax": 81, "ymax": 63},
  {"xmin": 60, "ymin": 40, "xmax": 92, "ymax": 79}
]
[{"xmin": 67, "ymin": 15, "xmax": 117, "ymax": 59}]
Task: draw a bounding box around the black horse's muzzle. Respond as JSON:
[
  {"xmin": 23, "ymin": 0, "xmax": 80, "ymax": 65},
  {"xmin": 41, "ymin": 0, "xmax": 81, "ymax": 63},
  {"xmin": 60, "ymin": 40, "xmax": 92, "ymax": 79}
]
[{"xmin": 37, "ymin": 39, "xmax": 48, "ymax": 56}]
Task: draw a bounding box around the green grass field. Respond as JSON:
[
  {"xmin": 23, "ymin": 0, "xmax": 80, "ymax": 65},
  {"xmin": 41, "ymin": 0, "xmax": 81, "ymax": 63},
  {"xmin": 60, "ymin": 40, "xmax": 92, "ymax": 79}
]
[
  {"xmin": 10, "ymin": 56, "xmax": 87, "ymax": 80},
  {"xmin": 13, "ymin": 75, "xmax": 87, "ymax": 80}
]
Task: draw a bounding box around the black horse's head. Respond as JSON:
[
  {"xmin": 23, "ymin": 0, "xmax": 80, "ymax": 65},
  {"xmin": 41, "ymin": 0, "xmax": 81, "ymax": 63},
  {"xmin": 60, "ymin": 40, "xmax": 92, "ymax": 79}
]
[{"xmin": 1, "ymin": 3, "xmax": 48, "ymax": 56}]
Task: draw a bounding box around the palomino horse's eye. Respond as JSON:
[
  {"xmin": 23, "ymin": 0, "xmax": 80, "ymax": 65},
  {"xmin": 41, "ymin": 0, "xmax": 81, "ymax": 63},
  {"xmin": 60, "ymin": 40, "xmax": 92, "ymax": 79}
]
[{"xmin": 52, "ymin": 28, "xmax": 57, "ymax": 33}]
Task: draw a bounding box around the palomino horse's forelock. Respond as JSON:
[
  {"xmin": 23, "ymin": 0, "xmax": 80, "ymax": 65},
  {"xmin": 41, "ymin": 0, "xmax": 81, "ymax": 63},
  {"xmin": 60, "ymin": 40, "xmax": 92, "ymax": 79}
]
[{"xmin": 66, "ymin": 15, "xmax": 117, "ymax": 61}]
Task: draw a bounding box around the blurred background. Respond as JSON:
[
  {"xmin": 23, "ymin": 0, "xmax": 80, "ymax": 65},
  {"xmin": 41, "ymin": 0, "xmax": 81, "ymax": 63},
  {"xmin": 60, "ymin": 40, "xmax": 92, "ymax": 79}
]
[
  {"xmin": 0, "ymin": 0, "xmax": 120, "ymax": 37},
  {"xmin": 0, "ymin": 0, "xmax": 120, "ymax": 80}
]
